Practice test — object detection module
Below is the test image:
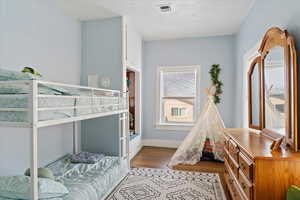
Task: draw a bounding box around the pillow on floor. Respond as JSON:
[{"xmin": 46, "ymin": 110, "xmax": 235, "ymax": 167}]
[
  {"xmin": 287, "ymin": 185, "xmax": 300, "ymax": 200},
  {"xmin": 0, "ymin": 176, "xmax": 69, "ymax": 199}
]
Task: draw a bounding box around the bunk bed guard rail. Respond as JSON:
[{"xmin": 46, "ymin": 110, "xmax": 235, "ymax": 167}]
[{"xmin": 0, "ymin": 80, "xmax": 128, "ymax": 127}]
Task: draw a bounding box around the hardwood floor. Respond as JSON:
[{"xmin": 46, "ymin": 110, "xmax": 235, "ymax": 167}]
[
  {"xmin": 131, "ymin": 146, "xmax": 230, "ymax": 199},
  {"xmin": 131, "ymin": 146, "xmax": 225, "ymax": 172},
  {"xmin": 131, "ymin": 146, "xmax": 176, "ymax": 169}
]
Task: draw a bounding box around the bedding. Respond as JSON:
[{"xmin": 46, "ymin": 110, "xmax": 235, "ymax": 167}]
[
  {"xmin": 0, "ymin": 155, "xmax": 128, "ymax": 200},
  {"xmin": 70, "ymin": 152, "xmax": 105, "ymax": 164},
  {"xmin": 0, "ymin": 95, "xmax": 120, "ymax": 123},
  {"xmin": 0, "ymin": 68, "xmax": 78, "ymax": 95},
  {"xmin": 0, "ymin": 68, "xmax": 123, "ymax": 123},
  {"xmin": 0, "ymin": 68, "xmax": 38, "ymax": 81},
  {"xmin": 0, "ymin": 176, "xmax": 68, "ymax": 200},
  {"xmin": 0, "ymin": 83, "xmax": 73, "ymax": 95},
  {"xmin": 0, "ymin": 82, "xmax": 80, "ymax": 96},
  {"xmin": 49, "ymin": 155, "xmax": 128, "ymax": 200}
]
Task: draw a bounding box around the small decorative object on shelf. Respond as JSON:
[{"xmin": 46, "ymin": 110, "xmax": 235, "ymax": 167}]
[{"xmin": 209, "ymin": 64, "xmax": 223, "ymax": 104}]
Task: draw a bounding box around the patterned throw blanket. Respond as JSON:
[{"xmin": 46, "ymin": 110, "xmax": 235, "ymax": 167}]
[{"xmin": 70, "ymin": 152, "xmax": 104, "ymax": 164}]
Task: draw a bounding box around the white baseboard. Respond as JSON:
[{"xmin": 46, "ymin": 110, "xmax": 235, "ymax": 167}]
[
  {"xmin": 129, "ymin": 134, "xmax": 143, "ymax": 160},
  {"xmin": 129, "ymin": 144, "xmax": 143, "ymax": 160},
  {"xmin": 142, "ymin": 139, "xmax": 181, "ymax": 148}
]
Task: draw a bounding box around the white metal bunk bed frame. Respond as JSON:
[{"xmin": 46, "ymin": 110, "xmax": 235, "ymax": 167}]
[{"xmin": 0, "ymin": 79, "xmax": 129, "ymax": 200}]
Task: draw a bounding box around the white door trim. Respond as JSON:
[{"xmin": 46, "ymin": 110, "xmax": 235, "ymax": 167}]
[{"xmin": 127, "ymin": 67, "xmax": 142, "ymax": 135}]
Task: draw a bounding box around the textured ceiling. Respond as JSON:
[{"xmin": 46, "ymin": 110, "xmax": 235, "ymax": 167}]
[
  {"xmin": 59, "ymin": 0, "xmax": 256, "ymax": 40},
  {"xmin": 57, "ymin": 0, "xmax": 118, "ymax": 21}
]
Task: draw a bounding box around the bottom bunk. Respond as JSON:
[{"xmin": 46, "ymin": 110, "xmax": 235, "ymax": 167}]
[{"xmin": 0, "ymin": 154, "xmax": 128, "ymax": 200}]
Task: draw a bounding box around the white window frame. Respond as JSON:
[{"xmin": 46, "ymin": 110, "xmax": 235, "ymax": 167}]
[{"xmin": 156, "ymin": 65, "xmax": 200, "ymax": 131}]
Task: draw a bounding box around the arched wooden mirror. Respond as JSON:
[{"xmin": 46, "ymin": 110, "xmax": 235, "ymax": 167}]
[
  {"xmin": 248, "ymin": 27, "xmax": 298, "ymax": 151},
  {"xmin": 248, "ymin": 56, "xmax": 262, "ymax": 130}
]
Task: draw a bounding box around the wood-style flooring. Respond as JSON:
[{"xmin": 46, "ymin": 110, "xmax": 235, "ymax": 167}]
[
  {"xmin": 131, "ymin": 146, "xmax": 175, "ymax": 169},
  {"xmin": 131, "ymin": 146, "xmax": 230, "ymax": 199},
  {"xmin": 131, "ymin": 146, "xmax": 225, "ymax": 172}
]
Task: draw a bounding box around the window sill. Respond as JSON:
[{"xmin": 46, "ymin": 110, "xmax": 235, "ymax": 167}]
[{"xmin": 155, "ymin": 123, "xmax": 194, "ymax": 131}]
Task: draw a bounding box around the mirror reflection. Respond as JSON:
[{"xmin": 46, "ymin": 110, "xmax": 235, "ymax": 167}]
[
  {"xmin": 251, "ymin": 63, "xmax": 260, "ymax": 127},
  {"xmin": 264, "ymin": 46, "xmax": 286, "ymax": 135},
  {"xmin": 290, "ymin": 48, "xmax": 294, "ymax": 138}
]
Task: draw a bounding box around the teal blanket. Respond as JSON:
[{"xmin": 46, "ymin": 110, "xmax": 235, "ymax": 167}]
[{"xmin": 0, "ymin": 156, "xmax": 128, "ymax": 200}]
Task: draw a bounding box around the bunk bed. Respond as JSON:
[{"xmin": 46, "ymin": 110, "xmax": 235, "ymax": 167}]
[{"xmin": 0, "ymin": 78, "xmax": 129, "ymax": 200}]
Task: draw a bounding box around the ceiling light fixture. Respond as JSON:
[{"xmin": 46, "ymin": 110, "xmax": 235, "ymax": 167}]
[{"xmin": 160, "ymin": 5, "xmax": 172, "ymax": 13}]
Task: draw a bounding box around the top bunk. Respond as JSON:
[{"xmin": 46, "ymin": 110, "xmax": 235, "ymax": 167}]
[{"xmin": 0, "ymin": 79, "xmax": 128, "ymax": 128}]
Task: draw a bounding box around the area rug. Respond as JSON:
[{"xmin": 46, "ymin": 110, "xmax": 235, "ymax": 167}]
[{"xmin": 107, "ymin": 168, "xmax": 226, "ymax": 200}]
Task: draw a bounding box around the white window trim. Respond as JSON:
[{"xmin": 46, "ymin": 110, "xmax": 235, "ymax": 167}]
[{"xmin": 155, "ymin": 65, "xmax": 201, "ymax": 131}]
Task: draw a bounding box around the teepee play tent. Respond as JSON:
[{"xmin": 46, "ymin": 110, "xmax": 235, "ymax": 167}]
[{"xmin": 169, "ymin": 88, "xmax": 226, "ymax": 167}]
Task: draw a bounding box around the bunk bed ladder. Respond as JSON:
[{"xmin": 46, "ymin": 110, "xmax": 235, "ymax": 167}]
[{"xmin": 119, "ymin": 92, "xmax": 130, "ymax": 168}]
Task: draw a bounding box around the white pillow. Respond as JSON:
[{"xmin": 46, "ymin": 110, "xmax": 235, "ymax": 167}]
[{"xmin": 0, "ymin": 176, "xmax": 69, "ymax": 199}]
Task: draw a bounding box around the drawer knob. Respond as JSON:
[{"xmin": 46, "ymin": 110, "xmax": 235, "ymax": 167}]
[
  {"xmin": 241, "ymin": 182, "xmax": 247, "ymax": 189},
  {"xmin": 241, "ymin": 163, "xmax": 246, "ymax": 170}
]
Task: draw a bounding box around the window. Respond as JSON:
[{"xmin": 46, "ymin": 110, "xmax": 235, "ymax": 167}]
[
  {"xmin": 171, "ymin": 108, "xmax": 186, "ymax": 116},
  {"xmin": 156, "ymin": 66, "xmax": 199, "ymax": 129}
]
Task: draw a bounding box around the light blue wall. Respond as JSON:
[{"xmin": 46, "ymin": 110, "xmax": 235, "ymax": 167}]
[
  {"xmin": 81, "ymin": 17, "xmax": 123, "ymax": 156},
  {"xmin": 142, "ymin": 36, "xmax": 236, "ymax": 142},
  {"xmin": 0, "ymin": 0, "xmax": 81, "ymax": 175},
  {"xmin": 234, "ymin": 0, "xmax": 300, "ymax": 127},
  {"xmin": 81, "ymin": 17, "xmax": 123, "ymax": 90}
]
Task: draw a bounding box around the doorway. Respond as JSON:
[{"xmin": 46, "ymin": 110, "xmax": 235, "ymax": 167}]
[{"xmin": 126, "ymin": 68, "xmax": 142, "ymax": 159}]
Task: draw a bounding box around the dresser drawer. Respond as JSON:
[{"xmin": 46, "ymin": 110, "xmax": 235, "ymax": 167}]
[
  {"xmin": 224, "ymin": 171, "xmax": 243, "ymax": 200},
  {"xmin": 224, "ymin": 147, "xmax": 230, "ymax": 162},
  {"xmin": 239, "ymin": 152, "xmax": 253, "ymax": 182},
  {"xmin": 228, "ymin": 153, "xmax": 239, "ymax": 178},
  {"xmin": 238, "ymin": 170, "xmax": 253, "ymax": 200},
  {"xmin": 229, "ymin": 139, "xmax": 239, "ymax": 163},
  {"xmin": 224, "ymin": 135, "xmax": 230, "ymax": 151}
]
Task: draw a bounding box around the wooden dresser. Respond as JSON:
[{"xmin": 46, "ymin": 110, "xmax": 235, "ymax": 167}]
[{"xmin": 224, "ymin": 128, "xmax": 300, "ymax": 200}]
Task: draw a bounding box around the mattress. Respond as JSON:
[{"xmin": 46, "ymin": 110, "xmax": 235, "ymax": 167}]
[
  {"xmin": 0, "ymin": 155, "xmax": 128, "ymax": 200},
  {"xmin": 0, "ymin": 85, "xmax": 123, "ymax": 123}
]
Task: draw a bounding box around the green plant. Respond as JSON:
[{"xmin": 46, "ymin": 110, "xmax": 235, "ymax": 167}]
[{"xmin": 209, "ymin": 64, "xmax": 223, "ymax": 104}]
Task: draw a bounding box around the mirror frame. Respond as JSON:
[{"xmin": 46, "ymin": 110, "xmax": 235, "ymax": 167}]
[
  {"xmin": 257, "ymin": 27, "xmax": 298, "ymax": 151},
  {"xmin": 248, "ymin": 56, "xmax": 262, "ymax": 130}
]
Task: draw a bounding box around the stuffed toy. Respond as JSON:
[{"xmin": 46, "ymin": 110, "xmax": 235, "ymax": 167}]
[{"xmin": 22, "ymin": 67, "xmax": 42, "ymax": 77}]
